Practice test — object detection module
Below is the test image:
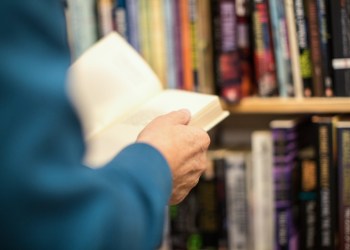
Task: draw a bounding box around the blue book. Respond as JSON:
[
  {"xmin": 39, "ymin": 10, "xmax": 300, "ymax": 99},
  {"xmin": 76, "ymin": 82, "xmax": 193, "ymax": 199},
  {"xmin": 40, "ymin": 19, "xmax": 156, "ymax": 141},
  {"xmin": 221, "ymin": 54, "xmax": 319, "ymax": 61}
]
[{"xmin": 268, "ymin": 0, "xmax": 294, "ymax": 97}]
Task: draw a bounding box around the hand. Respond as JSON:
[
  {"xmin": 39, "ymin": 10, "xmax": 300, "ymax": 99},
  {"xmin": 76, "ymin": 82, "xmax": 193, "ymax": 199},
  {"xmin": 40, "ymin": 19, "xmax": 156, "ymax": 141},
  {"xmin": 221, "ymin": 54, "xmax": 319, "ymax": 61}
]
[{"xmin": 136, "ymin": 109, "xmax": 211, "ymax": 204}]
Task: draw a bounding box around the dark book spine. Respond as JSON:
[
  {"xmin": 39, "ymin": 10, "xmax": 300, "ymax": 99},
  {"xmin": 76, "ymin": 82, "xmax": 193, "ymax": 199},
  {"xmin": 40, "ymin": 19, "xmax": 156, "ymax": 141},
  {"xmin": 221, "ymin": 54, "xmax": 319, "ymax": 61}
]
[
  {"xmin": 294, "ymin": 0, "xmax": 314, "ymax": 97},
  {"xmin": 211, "ymin": 0, "xmax": 243, "ymax": 103},
  {"xmin": 251, "ymin": 0, "xmax": 278, "ymax": 97},
  {"xmin": 298, "ymin": 148, "xmax": 318, "ymax": 250},
  {"xmin": 337, "ymin": 126, "xmax": 350, "ymax": 250},
  {"xmin": 174, "ymin": 0, "xmax": 184, "ymax": 89},
  {"xmin": 316, "ymin": 0, "xmax": 333, "ymax": 96},
  {"xmin": 214, "ymin": 157, "xmax": 229, "ymax": 249},
  {"xmin": 314, "ymin": 120, "xmax": 337, "ymax": 249},
  {"xmin": 236, "ymin": 0, "xmax": 255, "ymax": 97},
  {"xmin": 329, "ymin": 0, "xmax": 350, "ymax": 96},
  {"xmin": 305, "ymin": 0, "xmax": 325, "ymax": 96}
]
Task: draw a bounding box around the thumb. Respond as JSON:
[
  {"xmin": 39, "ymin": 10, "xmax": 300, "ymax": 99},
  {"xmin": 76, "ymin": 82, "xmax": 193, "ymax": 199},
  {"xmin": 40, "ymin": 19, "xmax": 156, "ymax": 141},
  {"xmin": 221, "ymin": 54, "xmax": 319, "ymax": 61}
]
[{"xmin": 162, "ymin": 109, "xmax": 191, "ymax": 125}]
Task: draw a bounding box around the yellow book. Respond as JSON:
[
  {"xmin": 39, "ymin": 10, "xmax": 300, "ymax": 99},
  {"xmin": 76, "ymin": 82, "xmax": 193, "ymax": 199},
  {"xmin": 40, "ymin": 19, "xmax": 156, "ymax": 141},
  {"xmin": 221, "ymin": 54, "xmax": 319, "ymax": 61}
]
[{"xmin": 68, "ymin": 32, "xmax": 229, "ymax": 167}]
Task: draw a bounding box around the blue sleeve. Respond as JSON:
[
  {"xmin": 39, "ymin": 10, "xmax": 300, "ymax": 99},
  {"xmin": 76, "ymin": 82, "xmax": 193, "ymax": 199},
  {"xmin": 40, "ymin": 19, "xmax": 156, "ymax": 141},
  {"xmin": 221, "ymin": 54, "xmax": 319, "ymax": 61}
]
[{"xmin": 0, "ymin": 0, "xmax": 172, "ymax": 249}]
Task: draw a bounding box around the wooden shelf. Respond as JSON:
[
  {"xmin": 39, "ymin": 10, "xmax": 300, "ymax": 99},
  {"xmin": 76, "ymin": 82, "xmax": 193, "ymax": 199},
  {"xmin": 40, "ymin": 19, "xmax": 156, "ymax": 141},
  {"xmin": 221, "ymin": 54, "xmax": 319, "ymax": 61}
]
[{"xmin": 224, "ymin": 97, "xmax": 350, "ymax": 114}]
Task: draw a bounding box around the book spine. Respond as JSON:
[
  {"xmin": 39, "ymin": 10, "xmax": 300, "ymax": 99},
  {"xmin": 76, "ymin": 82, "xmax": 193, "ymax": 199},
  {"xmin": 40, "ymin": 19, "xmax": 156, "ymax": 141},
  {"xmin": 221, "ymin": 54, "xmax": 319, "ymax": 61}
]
[
  {"xmin": 316, "ymin": 0, "xmax": 333, "ymax": 97},
  {"xmin": 329, "ymin": 0, "xmax": 350, "ymax": 97},
  {"xmin": 225, "ymin": 153, "xmax": 248, "ymax": 250},
  {"xmin": 251, "ymin": 131, "xmax": 275, "ymax": 250},
  {"xmin": 236, "ymin": 0, "xmax": 255, "ymax": 97},
  {"xmin": 297, "ymin": 147, "xmax": 317, "ymax": 250},
  {"xmin": 285, "ymin": 0, "xmax": 304, "ymax": 98},
  {"xmin": 114, "ymin": 0, "xmax": 128, "ymax": 39},
  {"xmin": 189, "ymin": 0, "xmax": 200, "ymax": 91},
  {"xmin": 179, "ymin": 0, "xmax": 194, "ymax": 91},
  {"xmin": 305, "ymin": 0, "xmax": 324, "ymax": 96},
  {"xmin": 294, "ymin": 0, "xmax": 314, "ymax": 97},
  {"xmin": 314, "ymin": 119, "xmax": 337, "ymax": 249},
  {"xmin": 211, "ymin": 0, "xmax": 243, "ymax": 103},
  {"xmin": 138, "ymin": 0, "xmax": 152, "ymax": 65},
  {"xmin": 268, "ymin": 0, "xmax": 294, "ymax": 97},
  {"xmin": 337, "ymin": 125, "xmax": 350, "ymax": 250},
  {"xmin": 148, "ymin": 0, "xmax": 167, "ymax": 86},
  {"xmin": 97, "ymin": 0, "xmax": 114, "ymax": 37},
  {"xmin": 66, "ymin": 0, "xmax": 98, "ymax": 59},
  {"xmin": 163, "ymin": 0, "xmax": 178, "ymax": 89},
  {"xmin": 214, "ymin": 156, "xmax": 229, "ymax": 248},
  {"xmin": 174, "ymin": 0, "xmax": 184, "ymax": 89},
  {"xmin": 251, "ymin": 0, "xmax": 278, "ymax": 97},
  {"xmin": 272, "ymin": 125, "xmax": 298, "ymax": 249},
  {"xmin": 196, "ymin": 0, "xmax": 215, "ymax": 94},
  {"xmin": 125, "ymin": 0, "xmax": 140, "ymax": 51},
  {"xmin": 197, "ymin": 159, "xmax": 220, "ymax": 248}
]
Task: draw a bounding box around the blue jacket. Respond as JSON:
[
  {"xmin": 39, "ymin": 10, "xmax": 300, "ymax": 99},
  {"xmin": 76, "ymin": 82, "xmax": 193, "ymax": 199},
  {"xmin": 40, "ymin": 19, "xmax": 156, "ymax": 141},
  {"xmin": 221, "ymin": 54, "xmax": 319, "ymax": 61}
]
[{"xmin": 0, "ymin": 0, "xmax": 172, "ymax": 249}]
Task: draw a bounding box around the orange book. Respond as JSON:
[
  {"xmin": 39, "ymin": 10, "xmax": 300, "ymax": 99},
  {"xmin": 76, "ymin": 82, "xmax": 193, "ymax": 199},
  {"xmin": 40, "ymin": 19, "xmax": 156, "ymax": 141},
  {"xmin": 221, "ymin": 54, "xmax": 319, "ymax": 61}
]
[{"xmin": 179, "ymin": 0, "xmax": 194, "ymax": 91}]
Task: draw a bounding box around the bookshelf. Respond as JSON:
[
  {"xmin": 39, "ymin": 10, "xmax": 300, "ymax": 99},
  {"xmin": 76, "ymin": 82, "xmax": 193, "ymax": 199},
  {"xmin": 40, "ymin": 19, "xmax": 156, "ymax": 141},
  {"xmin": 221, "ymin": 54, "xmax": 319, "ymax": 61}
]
[{"xmin": 224, "ymin": 97, "xmax": 350, "ymax": 114}]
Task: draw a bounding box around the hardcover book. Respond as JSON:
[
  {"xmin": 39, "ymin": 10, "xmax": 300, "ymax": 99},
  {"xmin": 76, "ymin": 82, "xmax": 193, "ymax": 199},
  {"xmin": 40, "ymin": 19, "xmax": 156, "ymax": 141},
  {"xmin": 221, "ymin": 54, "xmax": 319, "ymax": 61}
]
[{"xmin": 68, "ymin": 32, "xmax": 229, "ymax": 167}]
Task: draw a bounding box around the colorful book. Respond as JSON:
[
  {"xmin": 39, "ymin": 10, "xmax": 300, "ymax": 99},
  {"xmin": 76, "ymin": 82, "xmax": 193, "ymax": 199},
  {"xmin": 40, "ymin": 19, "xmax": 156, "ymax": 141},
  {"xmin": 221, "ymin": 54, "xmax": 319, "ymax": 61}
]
[
  {"xmin": 270, "ymin": 119, "xmax": 299, "ymax": 249},
  {"xmin": 293, "ymin": 0, "xmax": 314, "ymax": 97},
  {"xmin": 251, "ymin": 0, "xmax": 278, "ymax": 97},
  {"xmin": 268, "ymin": 0, "xmax": 294, "ymax": 97},
  {"xmin": 179, "ymin": 0, "xmax": 194, "ymax": 91},
  {"xmin": 125, "ymin": 0, "xmax": 140, "ymax": 51},
  {"xmin": 211, "ymin": 0, "xmax": 242, "ymax": 103},
  {"xmin": 236, "ymin": 0, "xmax": 255, "ymax": 97},
  {"xmin": 285, "ymin": 0, "xmax": 303, "ymax": 98}
]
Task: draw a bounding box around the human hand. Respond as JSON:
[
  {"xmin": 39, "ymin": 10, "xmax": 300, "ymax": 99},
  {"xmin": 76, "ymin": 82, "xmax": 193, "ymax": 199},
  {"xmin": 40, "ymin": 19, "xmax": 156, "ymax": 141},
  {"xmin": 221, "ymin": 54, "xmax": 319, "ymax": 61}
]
[{"xmin": 136, "ymin": 109, "xmax": 211, "ymax": 204}]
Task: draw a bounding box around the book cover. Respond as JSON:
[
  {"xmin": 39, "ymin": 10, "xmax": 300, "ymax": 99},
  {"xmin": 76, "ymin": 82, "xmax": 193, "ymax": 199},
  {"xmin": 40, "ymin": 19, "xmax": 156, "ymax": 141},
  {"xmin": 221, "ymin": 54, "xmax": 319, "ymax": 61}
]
[
  {"xmin": 68, "ymin": 32, "xmax": 229, "ymax": 167},
  {"xmin": 293, "ymin": 0, "xmax": 314, "ymax": 97},
  {"xmin": 268, "ymin": 0, "xmax": 294, "ymax": 97},
  {"xmin": 337, "ymin": 121, "xmax": 350, "ymax": 250},
  {"xmin": 329, "ymin": 0, "xmax": 350, "ymax": 97},
  {"xmin": 211, "ymin": 0, "xmax": 243, "ymax": 103},
  {"xmin": 113, "ymin": 0, "xmax": 128, "ymax": 39},
  {"xmin": 312, "ymin": 115, "xmax": 338, "ymax": 249},
  {"xmin": 251, "ymin": 0, "xmax": 278, "ymax": 97}
]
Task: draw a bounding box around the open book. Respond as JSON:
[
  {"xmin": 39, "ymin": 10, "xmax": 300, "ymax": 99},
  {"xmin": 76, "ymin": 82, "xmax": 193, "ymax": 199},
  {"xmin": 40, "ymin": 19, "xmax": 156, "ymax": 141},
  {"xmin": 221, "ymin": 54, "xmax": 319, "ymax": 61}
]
[{"xmin": 68, "ymin": 32, "xmax": 229, "ymax": 168}]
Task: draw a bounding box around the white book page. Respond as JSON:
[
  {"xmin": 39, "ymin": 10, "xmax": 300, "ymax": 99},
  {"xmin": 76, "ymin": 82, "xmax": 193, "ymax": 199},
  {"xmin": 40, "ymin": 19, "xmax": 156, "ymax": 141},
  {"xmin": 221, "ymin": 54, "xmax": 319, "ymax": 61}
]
[
  {"xmin": 67, "ymin": 32, "xmax": 162, "ymax": 138},
  {"xmin": 85, "ymin": 89, "xmax": 228, "ymax": 167}
]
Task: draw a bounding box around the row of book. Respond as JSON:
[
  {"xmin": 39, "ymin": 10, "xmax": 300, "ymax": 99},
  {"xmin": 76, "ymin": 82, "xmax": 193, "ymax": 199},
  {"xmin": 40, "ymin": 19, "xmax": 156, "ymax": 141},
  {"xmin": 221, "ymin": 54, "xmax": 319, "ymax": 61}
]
[
  {"xmin": 65, "ymin": 0, "xmax": 350, "ymax": 102},
  {"xmin": 165, "ymin": 115, "xmax": 350, "ymax": 250}
]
